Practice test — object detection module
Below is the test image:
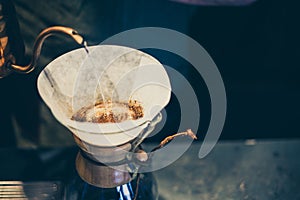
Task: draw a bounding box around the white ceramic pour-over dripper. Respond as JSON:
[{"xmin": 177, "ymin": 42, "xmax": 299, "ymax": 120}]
[{"xmin": 37, "ymin": 45, "xmax": 171, "ymax": 147}]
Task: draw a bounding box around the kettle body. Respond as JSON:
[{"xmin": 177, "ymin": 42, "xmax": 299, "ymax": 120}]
[{"xmin": 0, "ymin": 0, "xmax": 25, "ymax": 78}]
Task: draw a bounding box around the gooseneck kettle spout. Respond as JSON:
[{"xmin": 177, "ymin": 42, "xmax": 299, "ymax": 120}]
[
  {"xmin": 0, "ymin": 1, "xmax": 85, "ymax": 78},
  {"xmin": 10, "ymin": 26, "xmax": 86, "ymax": 74}
]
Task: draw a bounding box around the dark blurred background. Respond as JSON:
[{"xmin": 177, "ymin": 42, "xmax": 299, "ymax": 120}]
[{"xmin": 1, "ymin": 0, "xmax": 299, "ymax": 147}]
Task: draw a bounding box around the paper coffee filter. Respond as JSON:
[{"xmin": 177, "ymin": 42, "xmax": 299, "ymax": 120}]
[{"xmin": 37, "ymin": 45, "xmax": 171, "ymax": 146}]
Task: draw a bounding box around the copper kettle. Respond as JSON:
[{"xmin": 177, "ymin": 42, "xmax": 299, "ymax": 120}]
[{"xmin": 0, "ymin": 0, "xmax": 85, "ymax": 78}]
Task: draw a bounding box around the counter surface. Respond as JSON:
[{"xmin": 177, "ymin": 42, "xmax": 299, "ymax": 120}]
[{"xmin": 0, "ymin": 139, "xmax": 299, "ymax": 199}]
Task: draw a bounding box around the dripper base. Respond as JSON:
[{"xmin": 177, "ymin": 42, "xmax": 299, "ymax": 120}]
[
  {"xmin": 75, "ymin": 151, "xmax": 132, "ymax": 188},
  {"xmin": 66, "ymin": 150, "xmax": 158, "ymax": 200}
]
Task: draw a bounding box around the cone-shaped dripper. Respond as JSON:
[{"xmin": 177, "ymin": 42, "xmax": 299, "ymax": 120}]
[{"xmin": 37, "ymin": 45, "xmax": 171, "ymax": 147}]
